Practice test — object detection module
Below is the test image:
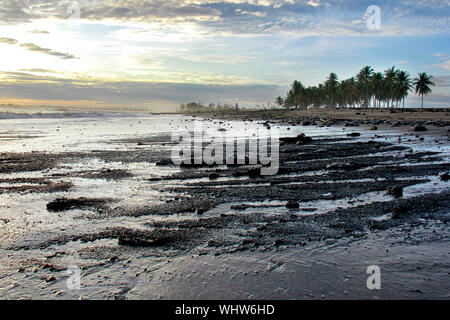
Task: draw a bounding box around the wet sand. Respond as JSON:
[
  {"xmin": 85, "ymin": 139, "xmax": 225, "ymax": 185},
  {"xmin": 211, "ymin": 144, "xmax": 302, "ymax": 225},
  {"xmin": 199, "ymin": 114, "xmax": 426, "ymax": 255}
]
[{"xmin": 0, "ymin": 112, "xmax": 448, "ymax": 300}]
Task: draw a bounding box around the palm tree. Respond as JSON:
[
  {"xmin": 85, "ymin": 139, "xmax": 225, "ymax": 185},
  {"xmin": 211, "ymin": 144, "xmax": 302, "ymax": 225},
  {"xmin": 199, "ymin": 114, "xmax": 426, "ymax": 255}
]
[
  {"xmin": 276, "ymin": 96, "xmax": 285, "ymax": 109},
  {"xmin": 357, "ymin": 66, "xmax": 374, "ymax": 108},
  {"xmin": 371, "ymin": 72, "xmax": 384, "ymax": 109},
  {"xmin": 384, "ymin": 66, "xmax": 399, "ymax": 108},
  {"xmin": 413, "ymin": 73, "xmax": 435, "ymax": 110},
  {"xmin": 326, "ymin": 73, "xmax": 339, "ymax": 108},
  {"xmin": 337, "ymin": 80, "xmax": 347, "ymax": 108},
  {"xmin": 317, "ymin": 84, "xmax": 325, "ymax": 108},
  {"xmin": 396, "ymin": 71, "xmax": 413, "ymax": 109},
  {"xmin": 289, "ymin": 80, "xmax": 304, "ymax": 109}
]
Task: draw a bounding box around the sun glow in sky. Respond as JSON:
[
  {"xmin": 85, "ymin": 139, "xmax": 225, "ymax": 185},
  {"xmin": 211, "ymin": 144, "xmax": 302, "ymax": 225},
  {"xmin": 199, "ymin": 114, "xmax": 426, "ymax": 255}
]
[{"xmin": 0, "ymin": 0, "xmax": 449, "ymax": 110}]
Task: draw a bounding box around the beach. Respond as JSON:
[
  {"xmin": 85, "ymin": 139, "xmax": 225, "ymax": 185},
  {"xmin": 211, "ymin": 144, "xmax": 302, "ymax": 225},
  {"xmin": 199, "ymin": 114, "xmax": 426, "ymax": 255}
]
[{"xmin": 0, "ymin": 108, "xmax": 449, "ymax": 299}]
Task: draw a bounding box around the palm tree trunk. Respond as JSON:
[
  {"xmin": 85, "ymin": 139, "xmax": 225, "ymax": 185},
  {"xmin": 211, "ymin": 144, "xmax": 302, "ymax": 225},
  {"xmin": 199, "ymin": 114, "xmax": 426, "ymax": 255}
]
[{"xmin": 366, "ymin": 84, "xmax": 369, "ymax": 108}]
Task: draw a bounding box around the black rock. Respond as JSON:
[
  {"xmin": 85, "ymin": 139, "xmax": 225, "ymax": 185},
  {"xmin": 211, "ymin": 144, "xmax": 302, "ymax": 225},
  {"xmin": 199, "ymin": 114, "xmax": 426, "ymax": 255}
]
[
  {"xmin": 208, "ymin": 173, "xmax": 220, "ymax": 180},
  {"xmin": 296, "ymin": 133, "xmax": 313, "ymax": 144},
  {"xmin": 156, "ymin": 159, "xmax": 173, "ymax": 166},
  {"xmin": 412, "ymin": 124, "xmax": 428, "ymax": 132},
  {"xmin": 273, "ymin": 239, "xmax": 284, "ymax": 246},
  {"xmin": 117, "ymin": 229, "xmax": 176, "ymax": 247},
  {"xmin": 46, "ymin": 198, "xmax": 105, "ymax": 212},
  {"xmin": 247, "ymin": 168, "xmax": 261, "ymax": 178},
  {"xmin": 440, "ymin": 173, "xmax": 449, "ymax": 181},
  {"xmin": 286, "ymin": 201, "xmax": 300, "ymax": 209},
  {"xmin": 368, "ymin": 220, "xmax": 388, "ymax": 231},
  {"xmin": 232, "ymin": 170, "xmax": 247, "ymax": 177},
  {"xmin": 146, "ymin": 177, "xmax": 162, "ymax": 182},
  {"xmin": 392, "ymin": 204, "xmax": 409, "ymax": 219},
  {"xmin": 280, "ymin": 133, "xmax": 312, "ymax": 145},
  {"xmin": 387, "ymin": 186, "xmax": 403, "ymax": 197}
]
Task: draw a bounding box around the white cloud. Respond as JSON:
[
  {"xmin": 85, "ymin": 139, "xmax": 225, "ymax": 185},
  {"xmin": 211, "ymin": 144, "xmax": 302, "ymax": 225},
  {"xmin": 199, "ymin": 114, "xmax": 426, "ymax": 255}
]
[
  {"xmin": 435, "ymin": 60, "xmax": 450, "ymax": 70},
  {"xmin": 306, "ymin": 1, "xmax": 320, "ymax": 8},
  {"xmin": 1, "ymin": 0, "xmax": 448, "ymax": 37}
]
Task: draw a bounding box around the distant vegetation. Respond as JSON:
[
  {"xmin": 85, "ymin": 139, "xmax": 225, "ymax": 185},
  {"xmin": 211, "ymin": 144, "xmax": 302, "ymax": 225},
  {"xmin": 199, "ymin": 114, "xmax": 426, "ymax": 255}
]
[
  {"xmin": 179, "ymin": 102, "xmax": 279, "ymax": 112},
  {"xmin": 179, "ymin": 102, "xmax": 237, "ymax": 112},
  {"xmin": 277, "ymin": 66, "xmax": 436, "ymax": 110}
]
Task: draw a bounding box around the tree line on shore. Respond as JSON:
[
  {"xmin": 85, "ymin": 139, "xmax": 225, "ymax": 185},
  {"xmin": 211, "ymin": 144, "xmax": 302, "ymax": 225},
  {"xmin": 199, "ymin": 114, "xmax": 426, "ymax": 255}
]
[
  {"xmin": 179, "ymin": 102, "xmax": 237, "ymax": 112},
  {"xmin": 277, "ymin": 66, "xmax": 435, "ymax": 110}
]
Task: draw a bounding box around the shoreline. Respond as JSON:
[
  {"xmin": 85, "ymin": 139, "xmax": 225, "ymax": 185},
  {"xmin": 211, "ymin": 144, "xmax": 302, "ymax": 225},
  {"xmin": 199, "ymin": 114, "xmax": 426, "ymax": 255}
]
[{"xmin": 176, "ymin": 108, "xmax": 450, "ymax": 127}]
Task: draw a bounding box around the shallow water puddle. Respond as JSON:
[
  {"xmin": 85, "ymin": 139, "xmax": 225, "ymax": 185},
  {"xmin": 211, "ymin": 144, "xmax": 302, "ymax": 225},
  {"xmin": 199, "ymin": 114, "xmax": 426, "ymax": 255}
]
[{"xmin": 202, "ymin": 175, "xmax": 448, "ymax": 219}]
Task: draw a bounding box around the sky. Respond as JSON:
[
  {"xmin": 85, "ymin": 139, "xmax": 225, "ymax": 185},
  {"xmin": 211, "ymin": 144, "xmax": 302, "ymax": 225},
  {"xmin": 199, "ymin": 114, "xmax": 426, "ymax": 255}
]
[{"xmin": 0, "ymin": 0, "xmax": 449, "ymax": 111}]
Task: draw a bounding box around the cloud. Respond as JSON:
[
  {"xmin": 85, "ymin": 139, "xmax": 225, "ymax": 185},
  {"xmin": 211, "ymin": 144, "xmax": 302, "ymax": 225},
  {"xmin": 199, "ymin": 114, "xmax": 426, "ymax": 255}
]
[
  {"xmin": 435, "ymin": 60, "xmax": 450, "ymax": 70},
  {"xmin": 19, "ymin": 43, "xmax": 77, "ymax": 59},
  {"xmin": 81, "ymin": 1, "xmax": 221, "ymax": 22},
  {"xmin": 236, "ymin": 9, "xmax": 267, "ymax": 17},
  {"xmin": 0, "ymin": 37, "xmax": 18, "ymax": 44},
  {"xmin": 306, "ymin": 0, "xmax": 320, "ymax": 7},
  {"xmin": 0, "ymin": 70, "xmax": 284, "ymax": 108},
  {"xmin": 0, "ymin": 0, "xmax": 221, "ymax": 24},
  {"xmin": 18, "ymin": 68, "xmax": 56, "ymax": 74},
  {"xmin": 433, "ymin": 75, "xmax": 450, "ymax": 87},
  {"xmin": 28, "ymin": 29, "xmax": 50, "ymax": 34},
  {"xmin": 0, "ymin": 36, "xmax": 77, "ymax": 60},
  {"xmin": 0, "ymin": 1, "xmax": 448, "ymax": 37},
  {"xmin": 179, "ymin": 54, "xmax": 250, "ymax": 64}
]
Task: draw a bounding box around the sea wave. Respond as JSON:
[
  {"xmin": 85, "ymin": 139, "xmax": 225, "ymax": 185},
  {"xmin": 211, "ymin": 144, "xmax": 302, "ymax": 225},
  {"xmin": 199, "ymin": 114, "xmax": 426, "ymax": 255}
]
[{"xmin": 0, "ymin": 111, "xmax": 137, "ymax": 120}]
